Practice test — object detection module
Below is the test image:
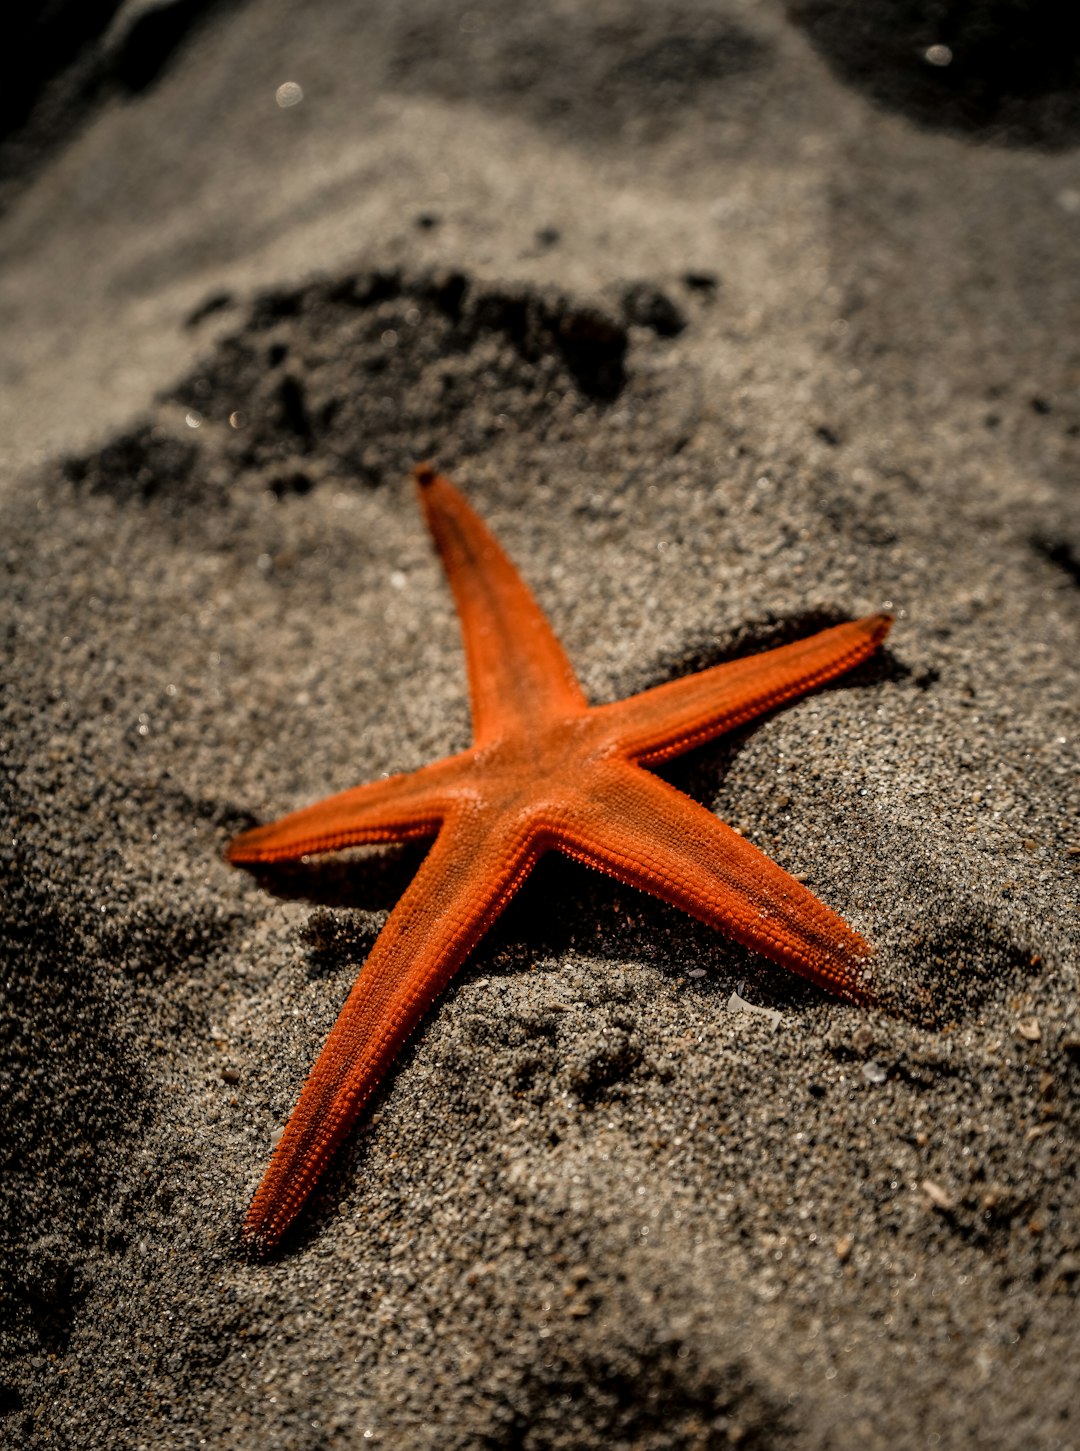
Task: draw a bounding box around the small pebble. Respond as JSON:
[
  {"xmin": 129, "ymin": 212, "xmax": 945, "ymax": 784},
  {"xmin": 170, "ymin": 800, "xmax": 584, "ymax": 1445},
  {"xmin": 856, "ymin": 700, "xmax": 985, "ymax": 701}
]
[{"xmin": 921, "ymin": 1180, "xmax": 956, "ymax": 1213}]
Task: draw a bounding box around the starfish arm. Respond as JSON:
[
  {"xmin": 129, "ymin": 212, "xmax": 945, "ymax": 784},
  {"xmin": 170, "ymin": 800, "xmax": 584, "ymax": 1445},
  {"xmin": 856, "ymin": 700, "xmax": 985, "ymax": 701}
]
[
  {"xmin": 226, "ymin": 751, "xmax": 474, "ymax": 864},
  {"xmin": 243, "ymin": 807, "xmax": 539, "ymax": 1249},
  {"xmin": 594, "ymin": 614, "xmax": 892, "ymax": 765},
  {"xmin": 553, "ymin": 763, "xmax": 874, "ymax": 1003},
  {"xmin": 415, "ymin": 465, "xmax": 587, "ymax": 746}
]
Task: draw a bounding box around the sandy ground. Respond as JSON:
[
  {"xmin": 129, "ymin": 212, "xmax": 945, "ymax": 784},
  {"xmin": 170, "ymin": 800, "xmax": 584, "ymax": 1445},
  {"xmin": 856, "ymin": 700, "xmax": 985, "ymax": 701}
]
[{"xmin": 2, "ymin": 3, "xmax": 1078, "ymax": 1447}]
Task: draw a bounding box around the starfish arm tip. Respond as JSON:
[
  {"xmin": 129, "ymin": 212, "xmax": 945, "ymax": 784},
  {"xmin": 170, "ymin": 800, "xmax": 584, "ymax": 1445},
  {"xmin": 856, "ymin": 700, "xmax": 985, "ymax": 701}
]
[
  {"xmin": 838, "ymin": 970, "xmax": 877, "ymax": 1010},
  {"xmin": 413, "ymin": 461, "xmax": 439, "ymax": 489},
  {"xmin": 226, "ymin": 824, "xmax": 304, "ymax": 866},
  {"xmin": 225, "ymin": 830, "xmax": 263, "ymax": 866},
  {"xmin": 240, "ymin": 1217, "xmax": 278, "ymax": 1257},
  {"xmin": 242, "ymin": 1183, "xmax": 303, "ymax": 1255}
]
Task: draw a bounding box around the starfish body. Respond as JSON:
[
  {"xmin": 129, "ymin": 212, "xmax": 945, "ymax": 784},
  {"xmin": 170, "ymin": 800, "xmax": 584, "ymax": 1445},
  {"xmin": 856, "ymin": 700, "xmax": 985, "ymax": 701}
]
[{"xmin": 229, "ymin": 466, "xmax": 892, "ymax": 1249}]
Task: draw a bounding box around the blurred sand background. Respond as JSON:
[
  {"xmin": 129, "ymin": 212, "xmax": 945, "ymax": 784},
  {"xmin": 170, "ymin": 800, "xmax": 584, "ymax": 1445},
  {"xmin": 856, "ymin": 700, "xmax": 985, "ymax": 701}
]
[{"xmin": 2, "ymin": 3, "xmax": 1078, "ymax": 1447}]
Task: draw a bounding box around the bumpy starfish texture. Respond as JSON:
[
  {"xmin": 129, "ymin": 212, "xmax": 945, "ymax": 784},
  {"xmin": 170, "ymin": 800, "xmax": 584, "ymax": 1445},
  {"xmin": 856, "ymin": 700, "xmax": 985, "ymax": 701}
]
[{"xmin": 229, "ymin": 465, "xmax": 892, "ymax": 1250}]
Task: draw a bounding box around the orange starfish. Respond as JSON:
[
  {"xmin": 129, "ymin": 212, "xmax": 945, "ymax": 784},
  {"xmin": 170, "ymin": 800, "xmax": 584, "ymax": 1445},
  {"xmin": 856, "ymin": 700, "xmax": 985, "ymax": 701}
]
[{"xmin": 229, "ymin": 465, "xmax": 891, "ymax": 1250}]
